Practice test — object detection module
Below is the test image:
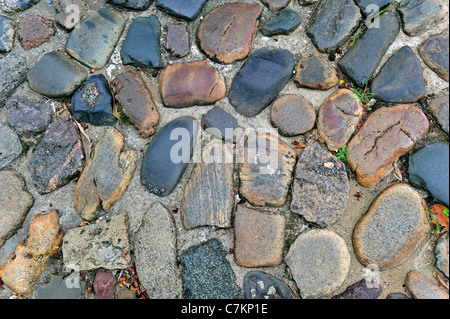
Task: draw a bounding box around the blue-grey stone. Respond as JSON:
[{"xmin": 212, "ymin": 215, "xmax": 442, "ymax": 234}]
[
  {"xmin": 229, "ymin": 48, "xmax": 295, "ymax": 117},
  {"xmin": 355, "ymin": 0, "xmax": 393, "ymax": 16},
  {"xmin": 156, "ymin": 0, "xmax": 208, "ymax": 21},
  {"xmin": 0, "ymin": 53, "xmax": 27, "ymax": 108},
  {"xmin": 260, "ymin": 9, "xmax": 302, "ymax": 37},
  {"xmin": 121, "ymin": 15, "xmax": 161, "ymax": 69},
  {"xmin": 140, "ymin": 116, "xmax": 198, "ymax": 197},
  {"xmin": 36, "ymin": 275, "xmax": 82, "ymax": 299},
  {"xmin": 0, "ymin": 122, "xmax": 22, "ymax": 169},
  {"xmin": 0, "ymin": 15, "xmax": 15, "ymax": 53},
  {"xmin": 398, "ymin": 0, "xmax": 448, "ymax": 37},
  {"xmin": 180, "ymin": 238, "xmax": 242, "ymax": 299},
  {"xmin": 408, "ymin": 142, "xmax": 449, "ymax": 207},
  {"xmin": 71, "ymin": 74, "xmax": 117, "ymax": 126},
  {"xmin": 0, "ymin": 0, "xmax": 40, "ymax": 12},
  {"xmin": 201, "ymin": 106, "xmax": 241, "ymax": 142},
  {"xmin": 107, "ymin": 0, "xmax": 153, "ymax": 10}
]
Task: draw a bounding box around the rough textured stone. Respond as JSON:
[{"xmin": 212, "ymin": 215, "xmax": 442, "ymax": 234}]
[
  {"xmin": 140, "ymin": 116, "xmax": 197, "ymax": 197},
  {"xmin": 54, "ymin": 0, "xmax": 89, "ymax": 30},
  {"xmin": 371, "ymin": 46, "xmax": 426, "ymax": 103},
  {"xmin": 306, "ymin": 0, "xmax": 361, "ymax": 54},
  {"xmin": 197, "ymin": 3, "xmax": 263, "ymax": 64},
  {"xmin": 166, "ymin": 24, "xmax": 190, "ymax": 58},
  {"xmin": 0, "ymin": 171, "xmax": 34, "ymax": 248},
  {"xmin": 294, "ymin": 52, "xmax": 339, "ymax": 91},
  {"xmin": 17, "ymin": 15, "xmax": 56, "ymax": 51},
  {"xmin": 71, "ymin": 74, "xmax": 118, "ymax": 127},
  {"xmin": 408, "ymin": 142, "xmax": 449, "ymax": 207},
  {"xmin": 65, "ymin": 8, "xmax": 126, "ymax": 69},
  {"xmin": 0, "ymin": 122, "xmax": 22, "ymax": 169},
  {"xmin": 234, "ymin": 205, "xmax": 285, "ymax": 268},
  {"xmin": 260, "ymin": 0, "xmax": 290, "ymax": 11},
  {"xmin": 285, "ymin": 229, "xmax": 351, "ymax": 299},
  {"xmin": 331, "ymin": 280, "xmax": 382, "ymax": 299},
  {"xmin": 159, "ymin": 60, "xmax": 227, "ymax": 108},
  {"xmin": 134, "ymin": 202, "xmax": 181, "ymax": 299},
  {"xmin": 230, "ymin": 48, "xmax": 295, "ymax": 117},
  {"xmin": 0, "ymin": 15, "xmax": 15, "ymax": 53},
  {"xmin": 355, "ymin": 0, "xmax": 393, "ymax": 15},
  {"xmin": 435, "ymin": 232, "xmax": 449, "ymax": 278},
  {"xmin": 5, "ymin": 96, "xmax": 53, "ymax": 135},
  {"xmin": 0, "ymin": 0, "xmax": 40, "ymax": 12},
  {"xmin": 0, "ymin": 210, "xmax": 64, "ymax": 295},
  {"xmin": 181, "ymin": 160, "xmax": 234, "ymax": 229},
  {"xmin": 429, "ymin": 96, "xmax": 449, "ymax": 134},
  {"xmin": 338, "ymin": 12, "xmax": 400, "ymax": 88},
  {"xmin": 318, "ymin": 89, "xmax": 364, "ymax": 152},
  {"xmin": 239, "ymin": 133, "xmax": 297, "ymax": 207},
  {"xmin": 291, "ymin": 142, "xmax": 350, "ymax": 227},
  {"xmin": 271, "ymin": 94, "xmax": 316, "ymax": 137},
  {"xmin": 406, "ymin": 271, "xmax": 449, "ymax": 299},
  {"xmin": 94, "ymin": 271, "xmax": 116, "ymax": 299},
  {"xmin": 419, "ymin": 28, "xmax": 449, "ymax": 82},
  {"xmin": 0, "ymin": 53, "xmax": 27, "ymax": 107},
  {"xmin": 107, "ymin": 0, "xmax": 153, "ymax": 10},
  {"xmin": 111, "ymin": 69, "xmax": 160, "ymax": 138},
  {"xmin": 353, "ymin": 184, "xmax": 430, "ymax": 270},
  {"xmin": 62, "ymin": 211, "xmax": 131, "ymax": 271},
  {"xmin": 243, "ymin": 271, "xmax": 297, "ymax": 299},
  {"xmin": 28, "ymin": 117, "xmax": 85, "ymax": 195},
  {"xmin": 121, "ymin": 15, "xmax": 161, "ymax": 69},
  {"xmin": 260, "ymin": 9, "xmax": 302, "ymax": 37},
  {"xmin": 36, "ymin": 274, "xmax": 82, "ymax": 299},
  {"xmin": 74, "ymin": 129, "xmax": 137, "ymax": 221},
  {"xmin": 398, "ymin": 0, "xmax": 448, "ymax": 37},
  {"xmin": 201, "ymin": 106, "xmax": 242, "ymax": 142},
  {"xmin": 156, "ymin": 0, "xmax": 208, "ymax": 21},
  {"xmin": 27, "ymin": 51, "xmax": 87, "ymax": 98},
  {"xmin": 347, "ymin": 104, "xmax": 429, "ymax": 187},
  {"xmin": 180, "ymin": 238, "xmax": 241, "ymax": 299}
]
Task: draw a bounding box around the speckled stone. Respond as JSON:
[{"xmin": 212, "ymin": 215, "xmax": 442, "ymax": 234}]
[
  {"xmin": 244, "ymin": 272, "xmax": 297, "ymax": 299},
  {"xmin": 17, "ymin": 15, "xmax": 56, "ymax": 51},
  {"xmin": 0, "ymin": 15, "xmax": 16, "ymax": 53},
  {"xmin": 0, "ymin": 122, "xmax": 23, "ymax": 169},
  {"xmin": 0, "ymin": 54, "xmax": 27, "ymax": 107}
]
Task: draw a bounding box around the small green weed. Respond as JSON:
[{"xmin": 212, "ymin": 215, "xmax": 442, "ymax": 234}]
[{"xmin": 336, "ymin": 145, "xmax": 349, "ymax": 163}]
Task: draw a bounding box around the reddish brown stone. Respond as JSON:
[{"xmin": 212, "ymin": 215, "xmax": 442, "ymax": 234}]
[
  {"xmin": 295, "ymin": 52, "xmax": 340, "ymax": 90},
  {"xmin": 166, "ymin": 24, "xmax": 190, "ymax": 58},
  {"xmin": 234, "ymin": 205, "xmax": 285, "ymax": 268},
  {"xmin": 318, "ymin": 89, "xmax": 365, "ymax": 152},
  {"xmin": 159, "ymin": 60, "xmax": 227, "ymax": 108},
  {"xmin": 0, "ymin": 210, "xmax": 64, "ymax": 295},
  {"xmin": 347, "ymin": 104, "xmax": 429, "ymax": 187},
  {"xmin": 197, "ymin": 3, "xmax": 263, "ymax": 64},
  {"xmin": 18, "ymin": 15, "xmax": 56, "ymax": 50},
  {"xmin": 111, "ymin": 69, "xmax": 160, "ymax": 138},
  {"xmin": 94, "ymin": 271, "xmax": 116, "ymax": 299}
]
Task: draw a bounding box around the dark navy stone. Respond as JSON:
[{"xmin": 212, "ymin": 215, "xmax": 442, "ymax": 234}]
[
  {"xmin": 107, "ymin": 0, "xmax": 154, "ymax": 10},
  {"xmin": 141, "ymin": 116, "xmax": 197, "ymax": 197},
  {"xmin": 71, "ymin": 74, "xmax": 117, "ymax": 126},
  {"xmin": 331, "ymin": 280, "xmax": 382, "ymax": 299},
  {"xmin": 408, "ymin": 142, "xmax": 449, "ymax": 207},
  {"xmin": 260, "ymin": 9, "xmax": 302, "ymax": 37},
  {"xmin": 121, "ymin": 15, "xmax": 161, "ymax": 69},
  {"xmin": 201, "ymin": 106, "xmax": 241, "ymax": 142},
  {"xmin": 156, "ymin": 0, "xmax": 208, "ymax": 21},
  {"xmin": 355, "ymin": 0, "xmax": 393, "ymax": 16},
  {"xmin": 338, "ymin": 12, "xmax": 400, "ymax": 87},
  {"xmin": 229, "ymin": 48, "xmax": 295, "ymax": 118},
  {"xmin": 180, "ymin": 239, "xmax": 242, "ymax": 299},
  {"xmin": 244, "ymin": 272, "xmax": 297, "ymax": 299}
]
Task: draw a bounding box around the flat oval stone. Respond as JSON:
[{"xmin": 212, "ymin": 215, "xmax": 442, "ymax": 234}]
[
  {"xmin": 435, "ymin": 231, "xmax": 449, "ymax": 278},
  {"xmin": 27, "ymin": 51, "xmax": 87, "ymax": 98},
  {"xmin": 306, "ymin": 0, "xmax": 361, "ymax": 54},
  {"xmin": 408, "ymin": 142, "xmax": 449, "ymax": 207},
  {"xmin": 260, "ymin": 9, "xmax": 302, "ymax": 37},
  {"xmin": 331, "ymin": 280, "xmax": 382, "ymax": 299},
  {"xmin": 17, "ymin": 15, "xmax": 56, "ymax": 51},
  {"xmin": 140, "ymin": 116, "xmax": 198, "ymax": 197},
  {"xmin": 406, "ymin": 271, "xmax": 449, "ymax": 299},
  {"xmin": 74, "ymin": 129, "xmax": 137, "ymax": 221},
  {"xmin": 71, "ymin": 74, "xmax": 117, "ymax": 126},
  {"xmin": 260, "ymin": 0, "xmax": 291, "ymax": 11},
  {"xmin": 271, "ymin": 94, "xmax": 316, "ymax": 137},
  {"xmin": 371, "ymin": 46, "xmax": 426, "ymax": 103},
  {"xmin": 229, "ymin": 48, "xmax": 295, "ymax": 117},
  {"xmin": 120, "ymin": 15, "xmax": 161, "ymax": 69},
  {"xmin": 0, "ymin": 122, "xmax": 22, "ymax": 169},
  {"xmin": 28, "ymin": 117, "xmax": 85, "ymax": 195},
  {"xmin": 159, "ymin": 60, "xmax": 227, "ymax": 108},
  {"xmin": 111, "ymin": 69, "xmax": 160, "ymax": 138},
  {"xmin": 5, "ymin": 96, "xmax": 53, "ymax": 135},
  {"xmin": 347, "ymin": 104, "xmax": 429, "ymax": 187},
  {"xmin": 419, "ymin": 28, "xmax": 449, "ymax": 82},
  {"xmin": 0, "ymin": 171, "xmax": 34, "ymax": 248},
  {"xmin": 294, "ymin": 52, "xmax": 339, "ymax": 91},
  {"xmin": 353, "ymin": 184, "xmax": 430, "ymax": 270},
  {"xmin": 244, "ymin": 272, "xmax": 297, "ymax": 299},
  {"xmin": 291, "ymin": 142, "xmax": 349, "ymax": 227},
  {"xmin": 0, "ymin": 15, "xmax": 15, "ymax": 53},
  {"xmin": 239, "ymin": 133, "xmax": 297, "ymax": 207},
  {"xmin": 285, "ymin": 229, "xmax": 351, "ymax": 299},
  {"xmin": 318, "ymin": 89, "xmax": 365, "ymax": 152},
  {"xmin": 65, "ymin": 8, "xmax": 126, "ymax": 69},
  {"xmin": 337, "ymin": 12, "xmax": 400, "ymax": 88},
  {"xmin": 398, "ymin": 0, "xmax": 448, "ymax": 37},
  {"xmin": 156, "ymin": 0, "xmax": 208, "ymax": 21},
  {"xmin": 197, "ymin": 3, "xmax": 263, "ymax": 64},
  {"xmin": 107, "ymin": 0, "xmax": 153, "ymax": 10},
  {"xmin": 0, "ymin": 53, "xmax": 27, "ymax": 107}
]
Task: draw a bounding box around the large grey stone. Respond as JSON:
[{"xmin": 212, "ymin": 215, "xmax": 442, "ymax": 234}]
[
  {"xmin": 419, "ymin": 28, "xmax": 449, "ymax": 82},
  {"xmin": 0, "ymin": 122, "xmax": 22, "ymax": 169},
  {"xmin": 398, "ymin": 0, "xmax": 448, "ymax": 37},
  {"xmin": 0, "ymin": 53, "xmax": 27, "ymax": 108}
]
